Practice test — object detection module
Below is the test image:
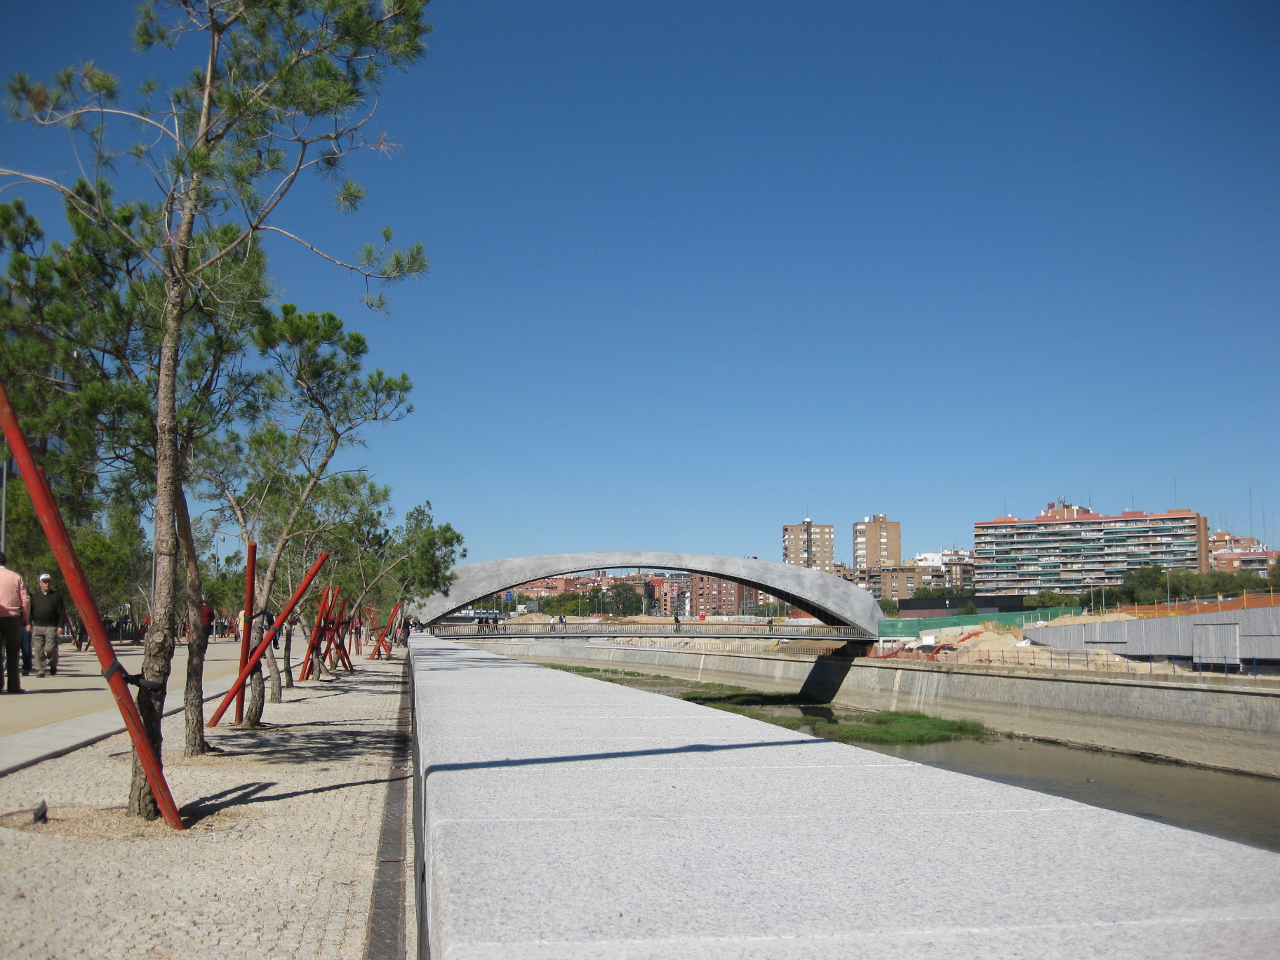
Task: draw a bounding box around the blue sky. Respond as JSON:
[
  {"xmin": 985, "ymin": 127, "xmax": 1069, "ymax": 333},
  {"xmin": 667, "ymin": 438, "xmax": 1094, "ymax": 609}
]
[{"xmin": 2, "ymin": 2, "xmax": 1278, "ymax": 564}]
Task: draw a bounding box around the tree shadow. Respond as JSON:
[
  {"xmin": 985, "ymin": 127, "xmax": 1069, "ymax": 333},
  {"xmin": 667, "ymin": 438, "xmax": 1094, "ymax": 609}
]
[
  {"xmin": 207, "ymin": 723, "xmax": 411, "ymax": 767},
  {"xmin": 203, "ymin": 668, "xmax": 410, "ymax": 766},
  {"xmin": 181, "ymin": 774, "xmax": 411, "ymax": 825},
  {"xmin": 425, "ymin": 736, "xmax": 822, "ymax": 775}
]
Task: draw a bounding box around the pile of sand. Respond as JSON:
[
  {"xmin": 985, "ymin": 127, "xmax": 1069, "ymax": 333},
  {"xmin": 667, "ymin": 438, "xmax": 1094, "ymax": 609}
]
[
  {"xmin": 894, "ymin": 628, "xmax": 1189, "ymax": 674},
  {"xmin": 1036, "ymin": 611, "xmax": 1138, "ymax": 627}
]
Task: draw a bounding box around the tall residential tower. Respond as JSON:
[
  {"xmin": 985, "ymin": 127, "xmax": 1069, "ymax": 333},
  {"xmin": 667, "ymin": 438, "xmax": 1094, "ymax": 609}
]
[
  {"xmin": 853, "ymin": 515, "xmax": 901, "ymax": 573},
  {"xmin": 782, "ymin": 519, "xmax": 835, "ymax": 574}
]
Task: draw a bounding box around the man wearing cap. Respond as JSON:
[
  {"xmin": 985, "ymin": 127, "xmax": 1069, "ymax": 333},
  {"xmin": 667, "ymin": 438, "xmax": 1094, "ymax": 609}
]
[
  {"xmin": 0, "ymin": 551, "xmax": 30, "ymax": 693},
  {"xmin": 31, "ymin": 573, "xmax": 66, "ymax": 679}
]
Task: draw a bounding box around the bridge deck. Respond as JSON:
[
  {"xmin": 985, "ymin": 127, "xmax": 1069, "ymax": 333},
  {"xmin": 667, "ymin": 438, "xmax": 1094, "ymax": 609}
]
[{"xmin": 410, "ymin": 638, "xmax": 1280, "ymax": 959}]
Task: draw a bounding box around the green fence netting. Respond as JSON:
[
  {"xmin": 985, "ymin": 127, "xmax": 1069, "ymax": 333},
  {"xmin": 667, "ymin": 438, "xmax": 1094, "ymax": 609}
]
[{"xmin": 878, "ymin": 607, "xmax": 1083, "ymax": 638}]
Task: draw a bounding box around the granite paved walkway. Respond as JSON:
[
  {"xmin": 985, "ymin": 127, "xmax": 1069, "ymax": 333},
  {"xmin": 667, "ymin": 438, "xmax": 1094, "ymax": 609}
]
[
  {"xmin": 0, "ymin": 657, "xmax": 414, "ymax": 960},
  {"xmin": 413, "ymin": 638, "xmax": 1280, "ymax": 960}
]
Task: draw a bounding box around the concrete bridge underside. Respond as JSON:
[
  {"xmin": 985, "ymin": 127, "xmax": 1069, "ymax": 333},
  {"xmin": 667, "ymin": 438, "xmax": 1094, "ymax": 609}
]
[{"xmin": 412, "ymin": 552, "xmax": 883, "ymax": 635}]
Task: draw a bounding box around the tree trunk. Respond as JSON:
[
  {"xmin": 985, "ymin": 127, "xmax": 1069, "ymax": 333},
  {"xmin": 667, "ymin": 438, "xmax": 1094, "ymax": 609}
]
[
  {"xmin": 309, "ymin": 632, "xmax": 331, "ymax": 680},
  {"xmin": 243, "ymin": 666, "xmax": 265, "ymax": 725},
  {"xmin": 282, "ymin": 622, "xmax": 294, "ymax": 688},
  {"xmin": 129, "ymin": 294, "xmax": 184, "ymax": 820},
  {"xmin": 128, "ymin": 25, "xmax": 215, "ymax": 816},
  {"xmin": 175, "ymin": 489, "xmax": 209, "ymax": 756},
  {"xmin": 243, "ymin": 617, "xmax": 266, "ymax": 725},
  {"xmin": 251, "ymin": 545, "xmax": 287, "ymax": 706},
  {"xmin": 264, "ymin": 640, "xmax": 282, "ymax": 703}
]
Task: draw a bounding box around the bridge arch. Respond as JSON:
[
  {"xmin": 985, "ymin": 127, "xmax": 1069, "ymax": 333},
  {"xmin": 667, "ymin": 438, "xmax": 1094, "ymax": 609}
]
[{"xmin": 412, "ymin": 552, "xmax": 882, "ymax": 635}]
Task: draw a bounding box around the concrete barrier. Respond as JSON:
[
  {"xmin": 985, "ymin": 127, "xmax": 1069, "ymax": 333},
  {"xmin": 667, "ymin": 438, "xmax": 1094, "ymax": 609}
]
[
  {"xmin": 409, "ymin": 638, "xmax": 1280, "ymax": 959},
  {"xmin": 1025, "ymin": 605, "xmax": 1280, "ymax": 664},
  {"xmin": 457, "ymin": 638, "xmax": 1280, "ymax": 777}
]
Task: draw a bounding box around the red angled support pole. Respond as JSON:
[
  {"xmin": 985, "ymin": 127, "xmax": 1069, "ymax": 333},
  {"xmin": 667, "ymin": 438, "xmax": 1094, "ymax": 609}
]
[
  {"xmin": 369, "ymin": 602, "xmax": 401, "ymax": 660},
  {"xmin": 0, "ymin": 380, "xmax": 185, "ymax": 829},
  {"xmin": 320, "ymin": 597, "xmax": 353, "ymax": 671},
  {"xmin": 236, "ymin": 541, "xmax": 257, "ymax": 725},
  {"xmin": 208, "ymin": 551, "xmax": 328, "ymax": 727},
  {"xmin": 322, "ymin": 598, "xmax": 344, "ymax": 666},
  {"xmin": 300, "ymin": 584, "xmax": 340, "ymax": 682},
  {"xmin": 297, "ymin": 586, "xmax": 330, "ymax": 683}
]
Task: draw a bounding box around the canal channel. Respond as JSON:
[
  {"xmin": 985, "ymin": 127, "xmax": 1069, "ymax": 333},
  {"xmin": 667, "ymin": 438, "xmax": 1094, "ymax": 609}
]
[{"xmin": 565, "ymin": 665, "xmax": 1280, "ymax": 854}]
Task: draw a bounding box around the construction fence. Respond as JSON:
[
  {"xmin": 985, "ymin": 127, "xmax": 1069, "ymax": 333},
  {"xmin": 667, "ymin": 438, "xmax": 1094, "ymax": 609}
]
[{"xmin": 877, "ymin": 607, "xmax": 1082, "ymax": 639}]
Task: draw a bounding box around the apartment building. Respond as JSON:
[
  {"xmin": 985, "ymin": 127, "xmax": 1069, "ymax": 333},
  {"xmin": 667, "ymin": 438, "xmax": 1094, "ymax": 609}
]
[
  {"xmin": 973, "ymin": 500, "xmax": 1209, "ymax": 595},
  {"xmin": 1212, "ymin": 551, "xmax": 1280, "ymax": 576},
  {"xmin": 1209, "ymin": 530, "xmax": 1266, "ymax": 555},
  {"xmin": 782, "ymin": 519, "xmax": 835, "ymax": 574},
  {"xmin": 853, "ymin": 515, "xmax": 900, "ymax": 572},
  {"xmin": 1208, "ymin": 531, "xmax": 1277, "ymax": 574},
  {"xmin": 871, "ymin": 565, "xmax": 945, "ymax": 601},
  {"xmin": 512, "ymin": 576, "xmax": 580, "ymax": 597},
  {"xmin": 690, "ymin": 574, "xmax": 758, "ymax": 617},
  {"xmin": 658, "ymin": 573, "xmax": 691, "ymax": 617},
  {"xmin": 913, "ymin": 550, "xmax": 976, "ymax": 592}
]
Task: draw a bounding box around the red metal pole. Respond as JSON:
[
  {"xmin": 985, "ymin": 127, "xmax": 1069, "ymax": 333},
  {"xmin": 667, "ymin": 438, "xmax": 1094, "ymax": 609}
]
[
  {"xmin": 300, "ymin": 584, "xmax": 339, "ymax": 681},
  {"xmin": 235, "ymin": 542, "xmax": 257, "ymax": 725},
  {"xmin": 207, "ymin": 552, "xmax": 328, "ymax": 727},
  {"xmin": 370, "ymin": 602, "xmax": 401, "ymax": 660},
  {"xmin": 297, "ymin": 586, "xmax": 330, "ymax": 683},
  {"xmin": 0, "ymin": 379, "xmax": 185, "ymax": 829},
  {"xmin": 317, "ymin": 586, "xmax": 342, "ymax": 673},
  {"xmin": 334, "ymin": 601, "xmax": 356, "ymax": 671},
  {"xmin": 326, "ymin": 598, "xmax": 349, "ymax": 666}
]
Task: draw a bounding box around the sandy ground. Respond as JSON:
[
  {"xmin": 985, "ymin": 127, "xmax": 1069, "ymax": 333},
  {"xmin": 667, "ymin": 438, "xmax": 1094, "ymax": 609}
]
[{"xmin": 0, "ymin": 656, "xmax": 413, "ymax": 960}]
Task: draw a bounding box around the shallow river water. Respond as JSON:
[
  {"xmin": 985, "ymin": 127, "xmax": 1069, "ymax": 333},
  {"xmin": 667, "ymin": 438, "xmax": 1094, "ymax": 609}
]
[{"xmin": 761, "ymin": 703, "xmax": 1280, "ymax": 853}]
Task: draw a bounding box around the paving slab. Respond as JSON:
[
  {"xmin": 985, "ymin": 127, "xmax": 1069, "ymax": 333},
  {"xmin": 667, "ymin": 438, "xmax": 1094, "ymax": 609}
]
[
  {"xmin": 411, "ymin": 638, "xmax": 1280, "ymax": 960},
  {"xmin": 0, "ymin": 669, "xmax": 240, "ymax": 777},
  {"xmin": 0, "ymin": 638, "xmax": 247, "ymax": 737}
]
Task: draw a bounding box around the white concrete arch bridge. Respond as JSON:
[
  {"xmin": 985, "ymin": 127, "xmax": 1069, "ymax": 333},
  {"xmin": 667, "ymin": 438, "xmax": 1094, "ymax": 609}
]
[{"xmin": 411, "ymin": 552, "xmax": 883, "ymax": 636}]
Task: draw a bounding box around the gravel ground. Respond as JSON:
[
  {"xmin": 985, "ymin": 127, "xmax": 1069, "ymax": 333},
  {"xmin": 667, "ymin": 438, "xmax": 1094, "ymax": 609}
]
[{"xmin": 0, "ymin": 657, "xmax": 414, "ymax": 960}]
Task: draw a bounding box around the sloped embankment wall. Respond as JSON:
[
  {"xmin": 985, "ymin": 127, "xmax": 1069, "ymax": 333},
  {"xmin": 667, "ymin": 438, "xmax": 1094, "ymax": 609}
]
[{"xmin": 457, "ymin": 639, "xmax": 1280, "ymax": 777}]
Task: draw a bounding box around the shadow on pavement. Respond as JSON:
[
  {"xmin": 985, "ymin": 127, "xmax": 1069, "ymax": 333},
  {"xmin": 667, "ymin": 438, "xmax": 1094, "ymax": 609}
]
[
  {"xmin": 425, "ymin": 736, "xmax": 823, "ymax": 776},
  {"xmin": 182, "ymin": 774, "xmax": 411, "ymax": 825}
]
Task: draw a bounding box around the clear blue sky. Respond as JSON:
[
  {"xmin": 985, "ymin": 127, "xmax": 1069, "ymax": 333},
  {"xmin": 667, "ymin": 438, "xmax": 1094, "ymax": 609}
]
[{"xmin": 2, "ymin": 2, "xmax": 1278, "ymax": 564}]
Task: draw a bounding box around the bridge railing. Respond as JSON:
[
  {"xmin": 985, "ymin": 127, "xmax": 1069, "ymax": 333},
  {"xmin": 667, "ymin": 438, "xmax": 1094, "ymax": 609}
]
[{"xmin": 428, "ymin": 621, "xmax": 872, "ymax": 641}]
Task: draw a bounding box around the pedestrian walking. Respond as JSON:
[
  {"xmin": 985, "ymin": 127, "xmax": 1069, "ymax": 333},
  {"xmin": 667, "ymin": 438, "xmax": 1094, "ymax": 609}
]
[
  {"xmin": 30, "ymin": 573, "xmax": 66, "ymax": 678},
  {"xmin": 0, "ymin": 551, "xmax": 31, "ymax": 693},
  {"xmin": 20, "ymin": 622, "xmax": 33, "ymax": 675},
  {"xmin": 201, "ymin": 598, "xmax": 215, "ymax": 644}
]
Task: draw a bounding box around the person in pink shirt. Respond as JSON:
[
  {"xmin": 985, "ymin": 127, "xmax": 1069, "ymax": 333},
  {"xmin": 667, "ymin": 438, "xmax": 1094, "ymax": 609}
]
[{"xmin": 0, "ymin": 550, "xmax": 31, "ymax": 693}]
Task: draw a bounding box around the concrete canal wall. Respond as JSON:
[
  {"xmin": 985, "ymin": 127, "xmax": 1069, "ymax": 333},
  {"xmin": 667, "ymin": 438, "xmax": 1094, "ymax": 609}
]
[{"xmin": 458, "ymin": 639, "xmax": 1280, "ymax": 777}]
